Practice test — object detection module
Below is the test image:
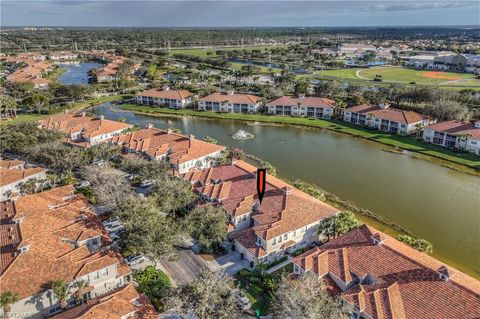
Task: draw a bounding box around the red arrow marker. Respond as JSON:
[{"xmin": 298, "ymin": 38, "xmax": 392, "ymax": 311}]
[{"xmin": 257, "ymin": 168, "xmax": 266, "ymax": 204}]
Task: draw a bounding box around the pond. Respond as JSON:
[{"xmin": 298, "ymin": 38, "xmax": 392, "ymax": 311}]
[
  {"xmin": 57, "ymin": 62, "xmax": 103, "ymax": 85},
  {"xmin": 94, "ymin": 102, "xmax": 480, "ymax": 278}
]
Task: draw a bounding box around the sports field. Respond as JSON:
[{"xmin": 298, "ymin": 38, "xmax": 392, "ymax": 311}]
[{"xmin": 318, "ymin": 67, "xmax": 480, "ymax": 88}]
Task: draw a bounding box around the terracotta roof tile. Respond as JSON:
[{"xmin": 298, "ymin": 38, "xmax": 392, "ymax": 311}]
[
  {"xmin": 267, "ymin": 96, "xmax": 336, "ymax": 108},
  {"xmin": 426, "ymin": 120, "xmax": 480, "ymax": 139},
  {"xmin": 0, "ymin": 166, "xmax": 46, "ymax": 187},
  {"xmin": 346, "ymin": 104, "xmax": 427, "ymax": 124},
  {"xmin": 199, "ymin": 92, "xmax": 261, "ymax": 104},
  {"xmin": 137, "ymin": 88, "xmax": 193, "ymax": 100},
  {"xmin": 293, "ymin": 225, "xmax": 480, "ymax": 319}
]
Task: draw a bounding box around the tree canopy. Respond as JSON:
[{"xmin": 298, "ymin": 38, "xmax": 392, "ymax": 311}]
[
  {"xmin": 184, "ymin": 205, "xmax": 228, "ymax": 252},
  {"xmin": 317, "ymin": 211, "xmax": 361, "ymax": 240}
]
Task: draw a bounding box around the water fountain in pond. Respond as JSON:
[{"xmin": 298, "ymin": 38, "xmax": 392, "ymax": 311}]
[{"xmin": 232, "ymin": 129, "xmax": 254, "ymax": 140}]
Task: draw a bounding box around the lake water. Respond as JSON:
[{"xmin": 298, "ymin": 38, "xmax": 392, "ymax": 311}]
[
  {"xmin": 94, "ymin": 103, "xmax": 480, "ymax": 277},
  {"xmin": 58, "ymin": 62, "xmax": 103, "ymax": 85}
]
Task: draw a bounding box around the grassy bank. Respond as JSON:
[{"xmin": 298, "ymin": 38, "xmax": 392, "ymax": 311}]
[
  {"xmin": 2, "ymin": 94, "xmax": 130, "ymax": 125},
  {"xmin": 45, "ymin": 66, "xmax": 67, "ymax": 83},
  {"xmin": 119, "ymin": 104, "xmax": 480, "ymax": 171}
]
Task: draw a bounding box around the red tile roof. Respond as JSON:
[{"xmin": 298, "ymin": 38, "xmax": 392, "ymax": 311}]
[
  {"xmin": 426, "ymin": 120, "xmax": 480, "ymax": 139},
  {"xmin": 0, "ymin": 159, "xmax": 24, "ymax": 170},
  {"xmin": 137, "ymin": 88, "xmax": 193, "ymax": 100},
  {"xmin": 51, "ymin": 284, "xmax": 157, "ymax": 319},
  {"xmin": 182, "ymin": 160, "xmax": 338, "ymax": 258},
  {"xmin": 110, "ymin": 127, "xmax": 225, "ymax": 165},
  {"xmin": 267, "ymin": 96, "xmax": 336, "ymax": 108},
  {"xmin": 346, "ymin": 104, "xmax": 427, "ymax": 124},
  {"xmin": 293, "ymin": 225, "xmax": 480, "ymax": 319},
  {"xmin": 199, "ymin": 92, "xmax": 261, "ymax": 104},
  {"xmin": 0, "ymin": 186, "xmax": 129, "ymax": 299},
  {"xmin": 0, "ymin": 166, "xmax": 46, "ymax": 187}
]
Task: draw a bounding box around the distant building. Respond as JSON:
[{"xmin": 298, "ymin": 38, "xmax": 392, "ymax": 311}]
[
  {"xmin": 182, "ymin": 160, "xmax": 338, "ymax": 264},
  {"xmin": 48, "ymin": 51, "xmax": 79, "ymax": 61},
  {"xmin": 292, "ymin": 225, "xmax": 480, "ymax": 319},
  {"xmin": 423, "ymin": 120, "xmax": 480, "ymax": 155},
  {"xmin": 136, "ymin": 88, "xmax": 194, "ymax": 109},
  {"xmin": 110, "ymin": 125, "xmax": 225, "ymax": 173},
  {"xmin": 0, "ymin": 186, "xmax": 132, "ymax": 318},
  {"xmin": 0, "ymin": 160, "xmax": 46, "ymax": 201},
  {"xmin": 343, "ymin": 104, "xmax": 431, "ymax": 135},
  {"xmin": 267, "ymin": 95, "xmax": 336, "ymax": 119},
  {"xmin": 197, "ymin": 92, "xmax": 261, "ymax": 113},
  {"xmin": 38, "ymin": 113, "xmax": 133, "ymax": 148}
]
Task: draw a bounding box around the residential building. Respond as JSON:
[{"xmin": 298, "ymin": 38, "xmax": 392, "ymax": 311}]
[
  {"xmin": 197, "ymin": 92, "xmax": 261, "ymax": 113},
  {"xmin": 51, "ymin": 284, "xmax": 157, "ymax": 319},
  {"xmin": 292, "ymin": 225, "xmax": 480, "ymax": 319},
  {"xmin": 343, "ymin": 103, "xmax": 431, "ymax": 135},
  {"xmin": 182, "ymin": 160, "xmax": 338, "ymax": 264},
  {"xmin": 48, "ymin": 51, "xmax": 79, "ymax": 61},
  {"xmin": 38, "ymin": 113, "xmax": 133, "ymax": 147},
  {"xmin": 136, "ymin": 88, "xmax": 194, "ymax": 109},
  {"xmin": 0, "ymin": 186, "xmax": 132, "ymax": 318},
  {"xmin": 267, "ymin": 95, "xmax": 336, "ymax": 119},
  {"xmin": 422, "ymin": 120, "xmax": 480, "ymax": 155},
  {"xmin": 110, "ymin": 124, "xmax": 225, "ymax": 173},
  {"xmin": 0, "ymin": 160, "xmax": 47, "ymax": 201},
  {"xmin": 2, "ymin": 56, "xmax": 53, "ymax": 88}
]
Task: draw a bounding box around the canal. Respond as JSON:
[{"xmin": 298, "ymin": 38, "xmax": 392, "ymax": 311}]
[
  {"xmin": 57, "ymin": 62, "xmax": 103, "ymax": 85},
  {"xmin": 94, "ymin": 103, "xmax": 480, "ymax": 278}
]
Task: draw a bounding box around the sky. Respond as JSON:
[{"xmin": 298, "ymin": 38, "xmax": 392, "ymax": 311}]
[{"xmin": 1, "ymin": 0, "xmax": 479, "ymax": 27}]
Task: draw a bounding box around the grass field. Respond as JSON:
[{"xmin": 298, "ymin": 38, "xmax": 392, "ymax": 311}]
[
  {"xmin": 169, "ymin": 45, "xmax": 277, "ymax": 58},
  {"xmin": 317, "ymin": 67, "xmax": 480, "ymax": 88},
  {"xmin": 119, "ymin": 104, "xmax": 480, "ymax": 171},
  {"xmin": 1, "ymin": 94, "xmax": 130, "ymax": 125}
]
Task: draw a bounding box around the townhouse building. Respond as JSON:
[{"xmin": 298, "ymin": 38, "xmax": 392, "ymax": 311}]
[
  {"xmin": 267, "ymin": 95, "xmax": 336, "ymax": 119},
  {"xmin": 110, "ymin": 124, "xmax": 225, "ymax": 174},
  {"xmin": 0, "ymin": 186, "xmax": 132, "ymax": 318},
  {"xmin": 136, "ymin": 88, "xmax": 194, "ymax": 109},
  {"xmin": 51, "ymin": 284, "xmax": 157, "ymax": 319},
  {"xmin": 182, "ymin": 160, "xmax": 338, "ymax": 264},
  {"xmin": 48, "ymin": 51, "xmax": 79, "ymax": 61},
  {"xmin": 422, "ymin": 120, "xmax": 480, "ymax": 155},
  {"xmin": 38, "ymin": 113, "xmax": 133, "ymax": 148},
  {"xmin": 343, "ymin": 103, "xmax": 431, "ymax": 135},
  {"xmin": 0, "ymin": 160, "xmax": 47, "ymax": 201},
  {"xmin": 292, "ymin": 225, "xmax": 480, "ymax": 319},
  {"xmin": 197, "ymin": 92, "xmax": 261, "ymax": 113}
]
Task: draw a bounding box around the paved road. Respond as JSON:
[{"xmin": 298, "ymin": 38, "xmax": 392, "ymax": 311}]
[{"xmin": 158, "ymin": 246, "xmax": 208, "ymax": 286}]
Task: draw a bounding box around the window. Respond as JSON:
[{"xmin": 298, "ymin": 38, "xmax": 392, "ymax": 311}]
[
  {"xmin": 93, "ymin": 271, "xmax": 100, "ymax": 280},
  {"xmin": 103, "ymin": 268, "xmax": 109, "ymax": 277},
  {"xmin": 48, "ymin": 306, "xmax": 61, "ymax": 315},
  {"xmin": 272, "ymin": 238, "xmax": 276, "ymax": 245},
  {"xmin": 283, "ymin": 234, "xmax": 287, "ymax": 240}
]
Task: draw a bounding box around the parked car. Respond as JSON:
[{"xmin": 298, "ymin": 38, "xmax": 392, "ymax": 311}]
[
  {"xmin": 126, "ymin": 254, "xmax": 147, "ymax": 266},
  {"xmin": 127, "ymin": 174, "xmax": 139, "ymax": 181},
  {"xmin": 106, "ymin": 224, "xmax": 125, "ymax": 234},
  {"xmin": 91, "ymin": 159, "xmax": 105, "ymax": 166},
  {"xmin": 234, "ymin": 289, "xmax": 251, "ymax": 311},
  {"xmin": 140, "ymin": 179, "xmax": 155, "ymax": 188},
  {"xmin": 75, "ymin": 181, "xmax": 91, "ymax": 189},
  {"xmin": 102, "ymin": 216, "xmax": 120, "ymax": 227}
]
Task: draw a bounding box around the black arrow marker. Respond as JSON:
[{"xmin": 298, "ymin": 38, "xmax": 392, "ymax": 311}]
[{"xmin": 257, "ymin": 168, "xmax": 266, "ymax": 204}]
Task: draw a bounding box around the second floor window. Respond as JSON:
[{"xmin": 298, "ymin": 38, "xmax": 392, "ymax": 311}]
[
  {"xmin": 103, "ymin": 268, "xmax": 109, "ymax": 277},
  {"xmin": 93, "ymin": 271, "xmax": 100, "ymax": 280}
]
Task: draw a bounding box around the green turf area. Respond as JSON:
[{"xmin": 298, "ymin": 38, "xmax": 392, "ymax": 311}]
[
  {"xmin": 317, "ymin": 67, "xmax": 480, "ymax": 88},
  {"xmin": 169, "ymin": 45, "xmax": 277, "ymax": 58},
  {"xmin": 119, "ymin": 104, "xmax": 480, "ymax": 171},
  {"xmin": 1, "ymin": 94, "xmax": 130, "ymax": 125},
  {"xmin": 44, "ymin": 66, "xmax": 67, "ymax": 82},
  {"xmin": 229, "ymin": 62, "xmax": 282, "ymax": 74}
]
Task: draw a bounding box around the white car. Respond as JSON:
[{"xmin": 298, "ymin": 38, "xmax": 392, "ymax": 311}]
[
  {"xmin": 75, "ymin": 181, "xmax": 91, "ymax": 189},
  {"xmin": 140, "ymin": 179, "xmax": 155, "ymax": 188},
  {"xmin": 234, "ymin": 290, "xmax": 251, "ymax": 310},
  {"xmin": 127, "ymin": 255, "xmax": 147, "ymax": 266},
  {"xmin": 91, "ymin": 159, "xmax": 105, "ymax": 166}
]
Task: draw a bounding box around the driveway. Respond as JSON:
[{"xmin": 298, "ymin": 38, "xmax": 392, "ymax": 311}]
[{"xmin": 158, "ymin": 245, "xmax": 208, "ymax": 286}]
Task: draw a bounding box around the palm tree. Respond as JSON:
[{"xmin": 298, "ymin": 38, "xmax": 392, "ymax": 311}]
[
  {"xmin": 1, "ymin": 291, "xmax": 19, "ymax": 319},
  {"xmin": 51, "ymin": 280, "xmax": 70, "ymax": 308},
  {"xmin": 72, "ymin": 280, "xmax": 89, "ymax": 304}
]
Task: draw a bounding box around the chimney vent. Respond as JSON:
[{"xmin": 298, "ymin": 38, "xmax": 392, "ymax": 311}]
[
  {"xmin": 378, "ymin": 103, "xmax": 389, "ymax": 109},
  {"xmin": 475, "ymin": 121, "xmax": 480, "ymax": 129},
  {"xmin": 283, "ymin": 187, "xmax": 292, "ymax": 196},
  {"xmin": 227, "ymin": 90, "xmax": 235, "ymax": 96},
  {"xmin": 298, "ymin": 94, "xmax": 305, "ymax": 99},
  {"xmin": 146, "ymin": 123, "xmax": 154, "ymax": 129},
  {"xmin": 167, "ymin": 128, "xmax": 172, "ymax": 134},
  {"xmin": 97, "ymin": 115, "xmax": 105, "ymax": 120}
]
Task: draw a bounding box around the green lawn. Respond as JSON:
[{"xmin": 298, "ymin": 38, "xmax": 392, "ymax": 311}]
[
  {"xmin": 317, "ymin": 67, "xmax": 480, "ymax": 88},
  {"xmin": 229, "ymin": 62, "xmax": 282, "ymax": 75},
  {"xmin": 119, "ymin": 104, "xmax": 480, "ymax": 171},
  {"xmin": 169, "ymin": 45, "xmax": 278, "ymax": 58},
  {"xmin": 2, "ymin": 94, "xmax": 131, "ymax": 125},
  {"xmin": 44, "ymin": 66, "xmax": 67, "ymax": 82}
]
